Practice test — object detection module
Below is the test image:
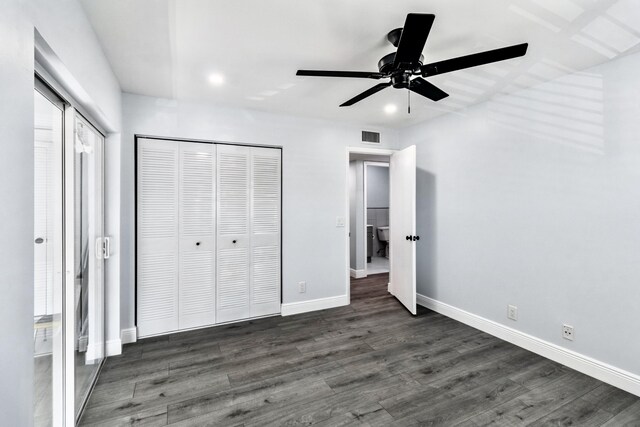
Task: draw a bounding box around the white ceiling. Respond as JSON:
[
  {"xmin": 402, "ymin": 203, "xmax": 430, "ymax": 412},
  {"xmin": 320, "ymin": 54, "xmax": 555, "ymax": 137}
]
[{"xmin": 79, "ymin": 0, "xmax": 640, "ymax": 128}]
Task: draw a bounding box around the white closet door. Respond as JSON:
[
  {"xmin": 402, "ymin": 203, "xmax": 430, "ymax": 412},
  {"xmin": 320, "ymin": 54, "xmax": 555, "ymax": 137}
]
[
  {"xmin": 137, "ymin": 139, "xmax": 180, "ymax": 337},
  {"xmin": 178, "ymin": 142, "xmax": 216, "ymax": 329},
  {"xmin": 250, "ymin": 147, "xmax": 281, "ymax": 317},
  {"xmin": 216, "ymin": 145, "xmax": 251, "ymax": 323}
]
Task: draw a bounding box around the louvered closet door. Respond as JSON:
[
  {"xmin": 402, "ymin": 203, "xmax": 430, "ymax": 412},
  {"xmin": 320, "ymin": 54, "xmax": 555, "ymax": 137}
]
[
  {"xmin": 216, "ymin": 145, "xmax": 251, "ymax": 322},
  {"xmin": 250, "ymin": 147, "xmax": 281, "ymax": 317},
  {"xmin": 137, "ymin": 139, "xmax": 180, "ymax": 337},
  {"xmin": 178, "ymin": 142, "xmax": 216, "ymax": 329}
]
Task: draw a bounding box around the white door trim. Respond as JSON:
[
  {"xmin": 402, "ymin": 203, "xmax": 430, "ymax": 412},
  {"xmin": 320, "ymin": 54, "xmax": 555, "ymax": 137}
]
[{"xmin": 345, "ymin": 147, "xmax": 396, "ymax": 304}]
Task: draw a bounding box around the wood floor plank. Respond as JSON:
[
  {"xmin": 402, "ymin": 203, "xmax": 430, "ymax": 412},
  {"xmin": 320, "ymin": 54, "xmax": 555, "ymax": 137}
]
[
  {"xmin": 81, "ymin": 273, "xmax": 640, "ymax": 426},
  {"xmin": 167, "ymin": 379, "xmax": 334, "ymax": 426},
  {"xmin": 242, "ymin": 375, "xmax": 416, "ymax": 427},
  {"xmin": 528, "ymin": 397, "xmax": 615, "ymax": 426},
  {"xmin": 395, "ymin": 378, "xmax": 530, "ymax": 425},
  {"xmin": 458, "ymin": 369, "xmax": 602, "ymax": 426},
  {"xmin": 81, "ymin": 406, "xmax": 168, "ymax": 427},
  {"xmin": 166, "ymin": 364, "xmax": 343, "ymax": 423},
  {"xmin": 582, "ymin": 383, "xmax": 640, "ymax": 416},
  {"xmin": 601, "ymin": 400, "xmax": 640, "ymax": 426}
]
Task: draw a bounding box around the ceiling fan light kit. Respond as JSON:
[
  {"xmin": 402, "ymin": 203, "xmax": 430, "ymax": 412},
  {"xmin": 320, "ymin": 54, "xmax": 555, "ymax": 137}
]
[{"xmin": 296, "ymin": 13, "xmax": 528, "ymax": 110}]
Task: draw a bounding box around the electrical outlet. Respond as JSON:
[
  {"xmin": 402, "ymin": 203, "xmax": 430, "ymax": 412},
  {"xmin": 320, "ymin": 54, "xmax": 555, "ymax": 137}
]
[
  {"xmin": 507, "ymin": 305, "xmax": 518, "ymax": 321},
  {"xmin": 562, "ymin": 324, "xmax": 575, "ymax": 341},
  {"xmin": 298, "ymin": 281, "xmax": 306, "ymax": 293}
]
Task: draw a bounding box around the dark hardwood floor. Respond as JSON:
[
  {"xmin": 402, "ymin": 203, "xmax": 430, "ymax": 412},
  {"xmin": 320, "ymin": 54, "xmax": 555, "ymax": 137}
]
[{"xmin": 81, "ymin": 274, "xmax": 640, "ymax": 426}]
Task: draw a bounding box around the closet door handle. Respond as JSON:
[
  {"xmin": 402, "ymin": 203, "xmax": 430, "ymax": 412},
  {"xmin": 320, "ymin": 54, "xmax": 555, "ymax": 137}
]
[
  {"xmin": 232, "ymin": 240, "xmax": 237, "ymax": 244},
  {"xmin": 196, "ymin": 241, "xmax": 201, "ymax": 246}
]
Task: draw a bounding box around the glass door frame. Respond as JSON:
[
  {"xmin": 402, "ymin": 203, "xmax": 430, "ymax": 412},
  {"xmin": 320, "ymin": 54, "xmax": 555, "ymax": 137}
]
[
  {"xmin": 71, "ymin": 111, "xmax": 106, "ymax": 422},
  {"xmin": 34, "ymin": 77, "xmax": 66, "ymax": 427},
  {"xmin": 35, "ymin": 72, "xmax": 107, "ymax": 426}
]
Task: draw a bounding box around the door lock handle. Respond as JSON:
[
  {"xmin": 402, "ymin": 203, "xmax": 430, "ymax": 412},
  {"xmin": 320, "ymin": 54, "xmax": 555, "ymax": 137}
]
[{"xmin": 406, "ymin": 235, "xmax": 420, "ymax": 241}]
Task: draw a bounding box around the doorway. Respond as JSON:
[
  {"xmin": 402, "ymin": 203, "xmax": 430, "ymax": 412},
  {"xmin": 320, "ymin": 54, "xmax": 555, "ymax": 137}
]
[
  {"xmin": 348, "ymin": 155, "xmax": 391, "ymax": 279},
  {"xmin": 346, "ymin": 146, "xmax": 418, "ymax": 315}
]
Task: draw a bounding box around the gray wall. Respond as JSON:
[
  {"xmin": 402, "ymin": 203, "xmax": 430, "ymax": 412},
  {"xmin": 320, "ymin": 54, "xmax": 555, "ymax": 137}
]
[
  {"xmin": 366, "ymin": 165, "xmax": 389, "ymax": 208},
  {"xmin": 401, "ymin": 50, "xmax": 640, "ymax": 377},
  {"xmin": 121, "ymin": 94, "xmax": 399, "ymax": 331},
  {"xmin": 0, "ymin": 1, "xmax": 34, "ymax": 424},
  {"xmin": 0, "ymin": 1, "xmax": 121, "ymax": 424},
  {"xmin": 349, "ymin": 161, "xmax": 365, "ymax": 271}
]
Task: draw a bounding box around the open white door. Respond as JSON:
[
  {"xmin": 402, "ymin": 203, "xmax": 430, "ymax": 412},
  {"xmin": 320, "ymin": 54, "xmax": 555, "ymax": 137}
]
[{"xmin": 389, "ymin": 145, "xmax": 417, "ymax": 315}]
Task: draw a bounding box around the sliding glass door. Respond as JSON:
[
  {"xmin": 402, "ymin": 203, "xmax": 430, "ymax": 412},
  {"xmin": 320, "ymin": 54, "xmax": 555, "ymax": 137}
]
[
  {"xmin": 33, "ymin": 84, "xmax": 64, "ymax": 427},
  {"xmin": 33, "ymin": 75, "xmax": 106, "ymax": 426},
  {"xmin": 72, "ymin": 114, "xmax": 105, "ymax": 419}
]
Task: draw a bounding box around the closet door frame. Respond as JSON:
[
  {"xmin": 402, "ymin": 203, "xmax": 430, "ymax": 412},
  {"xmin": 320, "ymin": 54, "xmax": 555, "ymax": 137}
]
[{"xmin": 134, "ymin": 135, "xmax": 283, "ymax": 335}]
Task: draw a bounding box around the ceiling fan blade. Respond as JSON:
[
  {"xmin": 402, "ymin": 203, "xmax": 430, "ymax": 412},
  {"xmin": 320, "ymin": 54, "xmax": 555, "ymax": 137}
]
[
  {"xmin": 296, "ymin": 70, "xmax": 384, "ymax": 79},
  {"xmin": 421, "ymin": 43, "xmax": 528, "ymax": 77},
  {"xmin": 340, "ymin": 82, "xmax": 392, "ymax": 107},
  {"xmin": 409, "ymin": 77, "xmax": 449, "ymax": 101},
  {"xmin": 394, "ymin": 13, "xmax": 435, "ymax": 68}
]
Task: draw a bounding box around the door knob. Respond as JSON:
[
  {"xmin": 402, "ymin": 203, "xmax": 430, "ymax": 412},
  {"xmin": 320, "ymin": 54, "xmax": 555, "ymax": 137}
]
[
  {"xmin": 232, "ymin": 240, "xmax": 237, "ymax": 244},
  {"xmin": 35, "ymin": 237, "xmax": 44, "ymax": 244},
  {"xmin": 196, "ymin": 241, "xmax": 201, "ymax": 246},
  {"xmin": 406, "ymin": 235, "xmax": 411, "ymax": 240},
  {"xmin": 413, "ymin": 236, "xmax": 420, "ymax": 241}
]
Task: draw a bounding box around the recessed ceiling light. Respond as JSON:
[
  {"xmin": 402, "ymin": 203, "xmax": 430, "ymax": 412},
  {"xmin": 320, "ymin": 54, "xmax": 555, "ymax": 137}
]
[
  {"xmin": 208, "ymin": 73, "xmax": 225, "ymax": 86},
  {"xmin": 384, "ymin": 104, "xmax": 397, "ymax": 114}
]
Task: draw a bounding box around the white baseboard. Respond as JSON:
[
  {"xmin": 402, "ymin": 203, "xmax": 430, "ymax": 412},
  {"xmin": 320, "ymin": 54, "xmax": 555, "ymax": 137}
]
[
  {"xmin": 417, "ymin": 294, "xmax": 640, "ymax": 397},
  {"xmin": 120, "ymin": 327, "xmax": 137, "ymax": 345},
  {"xmin": 350, "ymin": 268, "xmax": 366, "ymax": 279},
  {"xmin": 105, "ymin": 339, "xmax": 122, "ymax": 357},
  {"xmin": 86, "ymin": 341, "xmax": 103, "ymax": 360},
  {"xmin": 281, "ymin": 294, "xmax": 349, "ymax": 316}
]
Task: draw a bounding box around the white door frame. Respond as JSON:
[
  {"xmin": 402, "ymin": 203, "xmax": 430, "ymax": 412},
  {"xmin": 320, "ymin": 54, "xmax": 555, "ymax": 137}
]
[{"xmin": 345, "ymin": 147, "xmax": 396, "ymax": 303}]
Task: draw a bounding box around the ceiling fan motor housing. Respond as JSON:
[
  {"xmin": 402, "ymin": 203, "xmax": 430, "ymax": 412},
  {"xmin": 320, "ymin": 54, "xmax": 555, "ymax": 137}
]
[{"xmin": 378, "ymin": 51, "xmax": 424, "ymax": 88}]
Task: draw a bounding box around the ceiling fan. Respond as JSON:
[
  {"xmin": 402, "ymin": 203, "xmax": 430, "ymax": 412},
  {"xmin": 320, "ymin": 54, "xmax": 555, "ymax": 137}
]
[{"xmin": 296, "ymin": 13, "xmax": 528, "ymax": 107}]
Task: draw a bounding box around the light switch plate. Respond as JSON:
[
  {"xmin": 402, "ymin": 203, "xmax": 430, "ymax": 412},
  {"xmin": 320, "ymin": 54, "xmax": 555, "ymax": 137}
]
[{"xmin": 336, "ymin": 216, "xmax": 345, "ymax": 227}]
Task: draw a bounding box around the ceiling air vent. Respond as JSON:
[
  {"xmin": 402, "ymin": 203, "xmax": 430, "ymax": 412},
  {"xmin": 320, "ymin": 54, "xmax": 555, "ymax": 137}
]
[{"xmin": 362, "ymin": 130, "xmax": 380, "ymax": 144}]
